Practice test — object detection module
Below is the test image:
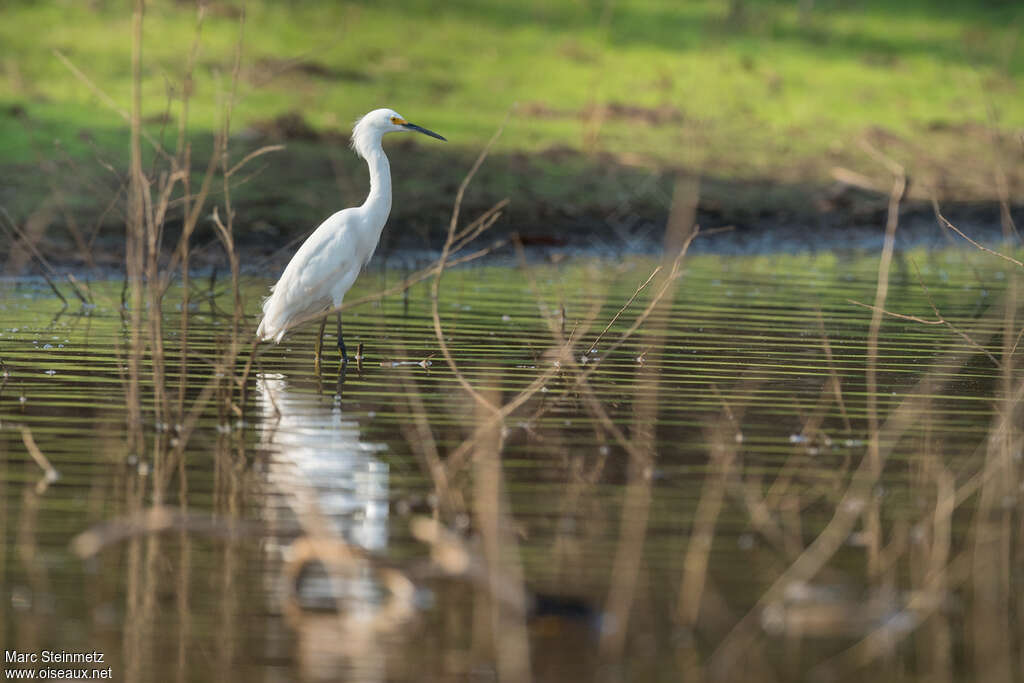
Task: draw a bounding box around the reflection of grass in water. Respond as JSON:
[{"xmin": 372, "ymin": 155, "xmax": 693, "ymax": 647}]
[{"xmin": 1, "ymin": 241, "xmax": 1021, "ymax": 679}]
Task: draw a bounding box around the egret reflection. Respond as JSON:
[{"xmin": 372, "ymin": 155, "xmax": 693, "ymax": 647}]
[
  {"xmin": 257, "ymin": 371, "xmax": 388, "ymax": 575},
  {"xmin": 257, "ymin": 373, "xmax": 413, "ymax": 681}
]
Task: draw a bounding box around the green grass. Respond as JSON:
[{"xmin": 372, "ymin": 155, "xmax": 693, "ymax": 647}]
[{"xmin": 1, "ymin": 0, "xmax": 1022, "ymax": 242}]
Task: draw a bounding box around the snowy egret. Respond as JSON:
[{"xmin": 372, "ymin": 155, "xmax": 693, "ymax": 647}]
[{"xmin": 256, "ymin": 108, "xmax": 446, "ymax": 368}]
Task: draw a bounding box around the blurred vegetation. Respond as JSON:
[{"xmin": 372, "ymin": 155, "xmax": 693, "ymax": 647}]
[{"xmin": 0, "ymin": 0, "xmax": 1021, "ymax": 254}]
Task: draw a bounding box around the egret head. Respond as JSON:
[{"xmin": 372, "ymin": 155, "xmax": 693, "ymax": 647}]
[{"xmin": 351, "ymin": 108, "xmax": 446, "ymax": 159}]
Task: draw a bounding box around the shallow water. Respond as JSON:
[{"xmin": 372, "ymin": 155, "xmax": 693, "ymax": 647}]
[{"xmin": 1, "ymin": 247, "xmax": 1022, "ymax": 682}]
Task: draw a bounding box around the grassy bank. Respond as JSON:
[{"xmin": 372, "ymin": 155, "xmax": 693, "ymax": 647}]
[{"xmin": 1, "ymin": 0, "xmax": 1022, "ymax": 261}]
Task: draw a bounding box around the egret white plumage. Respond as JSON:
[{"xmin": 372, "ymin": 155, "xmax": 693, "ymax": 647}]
[{"xmin": 256, "ymin": 108, "xmax": 446, "ymax": 368}]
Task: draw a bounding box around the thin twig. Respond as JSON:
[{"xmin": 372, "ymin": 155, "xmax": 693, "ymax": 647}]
[
  {"xmin": 816, "ymin": 310, "xmax": 852, "ymax": 433},
  {"xmin": 932, "ymin": 200, "xmax": 1023, "ymax": 269},
  {"xmin": 226, "ymin": 144, "xmax": 286, "ymax": 177},
  {"xmin": 848, "ymin": 299, "xmax": 943, "ymax": 325},
  {"xmin": 587, "ymin": 265, "xmax": 661, "ymax": 354},
  {"xmin": 0, "ymin": 208, "xmax": 68, "ymax": 306},
  {"xmin": 430, "ymin": 113, "xmax": 512, "ymax": 413}
]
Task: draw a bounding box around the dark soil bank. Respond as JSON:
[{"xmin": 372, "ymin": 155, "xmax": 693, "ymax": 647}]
[{"xmin": 2, "ymin": 130, "xmax": 1021, "ymax": 273}]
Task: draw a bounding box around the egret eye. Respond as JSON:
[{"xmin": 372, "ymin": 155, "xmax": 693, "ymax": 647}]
[{"xmin": 390, "ymin": 116, "xmax": 406, "ymax": 125}]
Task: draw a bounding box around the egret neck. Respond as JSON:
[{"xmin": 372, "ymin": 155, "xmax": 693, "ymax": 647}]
[{"xmin": 361, "ymin": 142, "xmax": 392, "ymax": 229}]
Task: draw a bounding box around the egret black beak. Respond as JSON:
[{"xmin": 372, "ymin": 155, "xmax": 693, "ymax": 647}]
[{"xmin": 402, "ymin": 122, "xmax": 446, "ymax": 141}]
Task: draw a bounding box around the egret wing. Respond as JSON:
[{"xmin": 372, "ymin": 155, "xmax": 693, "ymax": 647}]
[{"xmin": 258, "ymin": 210, "xmax": 360, "ymax": 341}]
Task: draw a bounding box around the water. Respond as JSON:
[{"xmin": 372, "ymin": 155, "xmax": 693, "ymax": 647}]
[{"xmin": 1, "ymin": 247, "xmax": 1021, "ymax": 682}]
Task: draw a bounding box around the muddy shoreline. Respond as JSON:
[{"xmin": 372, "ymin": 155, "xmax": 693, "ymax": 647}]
[
  {"xmin": 4, "ymin": 122, "xmax": 1022, "ymax": 275},
  {"xmin": 5, "ymin": 195, "xmax": 1020, "ymax": 278}
]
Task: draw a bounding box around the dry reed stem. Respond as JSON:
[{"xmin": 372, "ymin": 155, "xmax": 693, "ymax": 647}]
[
  {"xmin": 472, "ymin": 387, "xmax": 532, "ymax": 682},
  {"xmin": 159, "ymin": 149, "xmax": 222, "ymax": 291},
  {"xmin": 914, "ymin": 262, "xmax": 1005, "ymax": 367},
  {"xmin": 676, "ymin": 385, "xmax": 747, "ymax": 629},
  {"xmin": 19, "ymin": 427, "xmax": 59, "ymax": 495},
  {"xmin": 409, "ymin": 517, "xmax": 475, "ymax": 577},
  {"xmin": 912, "ymin": 430, "xmax": 954, "ymax": 683},
  {"xmin": 598, "ymin": 415, "xmax": 653, "ymax": 659},
  {"xmin": 816, "ymin": 310, "xmax": 853, "ymax": 433},
  {"xmin": 729, "ymin": 475, "xmax": 793, "ymax": 561},
  {"xmin": 830, "ymin": 166, "xmax": 888, "ymax": 194},
  {"xmin": 158, "ymin": 347, "xmax": 243, "ymax": 490},
  {"xmin": 124, "ymin": 0, "xmax": 146, "ymax": 457},
  {"xmin": 211, "ymin": 207, "xmax": 242, "ymax": 322},
  {"xmin": 598, "ymin": 471, "xmax": 654, "ymax": 660},
  {"xmin": 601, "ymin": 176, "xmax": 698, "ymax": 661},
  {"xmin": 226, "ymin": 144, "xmax": 286, "ymax": 177},
  {"xmin": 396, "ymin": 363, "xmax": 463, "ymax": 516},
  {"xmin": 968, "ymin": 267, "xmax": 1019, "ymax": 680},
  {"xmin": 214, "ymin": 10, "xmax": 246, "ymax": 334},
  {"xmin": 863, "ymin": 149, "xmax": 905, "ymax": 581},
  {"xmin": 173, "ymin": 4, "xmax": 208, "ymax": 431},
  {"xmin": 583, "ymin": 233, "xmax": 694, "ymax": 370},
  {"xmin": 55, "ymin": 3, "xmax": 269, "ymax": 377},
  {"xmin": 233, "ymin": 338, "xmax": 261, "ymax": 417},
  {"xmin": 452, "ymin": 198, "xmax": 509, "ymax": 246},
  {"xmin": 430, "ymin": 116, "xmax": 511, "ymax": 414}
]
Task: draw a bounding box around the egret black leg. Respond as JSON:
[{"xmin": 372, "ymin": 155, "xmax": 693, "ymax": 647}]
[
  {"xmin": 314, "ymin": 315, "xmax": 327, "ymax": 373},
  {"xmin": 334, "ymin": 360, "xmax": 348, "ymax": 401},
  {"xmin": 336, "ymin": 313, "xmax": 349, "ymax": 364}
]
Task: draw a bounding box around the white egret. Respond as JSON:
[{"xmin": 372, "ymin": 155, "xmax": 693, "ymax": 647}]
[{"xmin": 256, "ymin": 108, "xmax": 446, "ymax": 368}]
